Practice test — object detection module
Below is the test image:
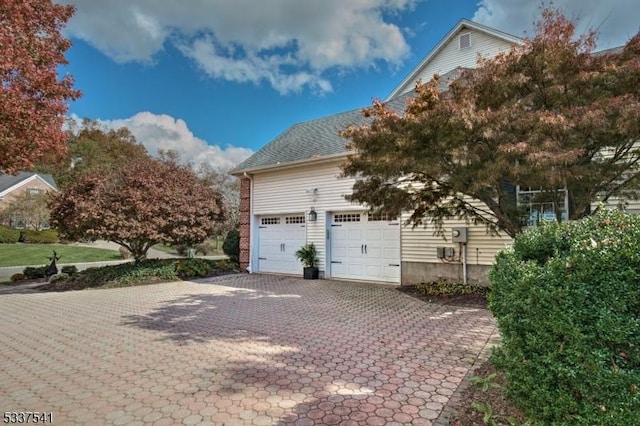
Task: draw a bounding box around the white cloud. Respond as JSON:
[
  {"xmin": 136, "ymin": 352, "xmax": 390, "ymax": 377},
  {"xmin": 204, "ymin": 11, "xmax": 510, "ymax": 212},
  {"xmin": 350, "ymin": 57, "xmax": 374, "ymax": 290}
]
[
  {"xmin": 59, "ymin": 0, "xmax": 415, "ymax": 94},
  {"xmin": 473, "ymin": 0, "xmax": 640, "ymax": 49},
  {"xmin": 83, "ymin": 112, "xmax": 253, "ymax": 171}
]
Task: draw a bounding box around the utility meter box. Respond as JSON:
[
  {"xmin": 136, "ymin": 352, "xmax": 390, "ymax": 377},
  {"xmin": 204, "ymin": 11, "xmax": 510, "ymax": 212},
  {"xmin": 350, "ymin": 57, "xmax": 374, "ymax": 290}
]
[{"xmin": 452, "ymin": 227, "xmax": 468, "ymax": 243}]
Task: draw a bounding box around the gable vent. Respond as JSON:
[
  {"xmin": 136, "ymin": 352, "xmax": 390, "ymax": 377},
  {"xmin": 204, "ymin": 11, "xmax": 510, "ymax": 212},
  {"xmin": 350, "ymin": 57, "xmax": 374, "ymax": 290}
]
[{"xmin": 459, "ymin": 33, "xmax": 471, "ymax": 49}]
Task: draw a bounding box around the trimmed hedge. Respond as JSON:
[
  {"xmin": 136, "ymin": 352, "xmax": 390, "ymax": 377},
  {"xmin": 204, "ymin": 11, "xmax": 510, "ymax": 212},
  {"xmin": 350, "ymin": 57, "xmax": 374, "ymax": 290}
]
[
  {"xmin": 10, "ymin": 273, "xmax": 25, "ymax": 282},
  {"xmin": 60, "ymin": 265, "xmax": 78, "ymax": 276},
  {"xmin": 47, "ymin": 258, "xmax": 238, "ymax": 290},
  {"xmin": 78, "ymin": 259, "xmax": 178, "ymax": 287},
  {"xmin": 0, "ymin": 226, "xmax": 20, "ymax": 243},
  {"xmin": 23, "ymin": 266, "xmax": 48, "ymax": 279},
  {"xmin": 489, "ymin": 210, "xmax": 640, "ymax": 425},
  {"xmin": 175, "ymin": 258, "xmax": 213, "ymax": 279},
  {"xmin": 20, "ymin": 229, "xmax": 58, "ymax": 244}
]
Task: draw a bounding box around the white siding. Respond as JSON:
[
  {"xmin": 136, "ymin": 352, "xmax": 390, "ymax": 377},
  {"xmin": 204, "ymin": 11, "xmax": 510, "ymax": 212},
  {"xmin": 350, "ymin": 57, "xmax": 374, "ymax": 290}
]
[
  {"xmin": 399, "ymin": 28, "xmax": 515, "ymax": 96},
  {"xmin": 253, "ymin": 160, "xmax": 513, "ymax": 271},
  {"xmin": 401, "ymin": 196, "xmax": 513, "ymax": 266},
  {"xmin": 590, "ymin": 142, "xmax": 640, "ymax": 214},
  {"xmin": 401, "ymin": 216, "xmax": 513, "ymax": 266},
  {"xmin": 252, "ymin": 159, "xmax": 360, "ymax": 270}
]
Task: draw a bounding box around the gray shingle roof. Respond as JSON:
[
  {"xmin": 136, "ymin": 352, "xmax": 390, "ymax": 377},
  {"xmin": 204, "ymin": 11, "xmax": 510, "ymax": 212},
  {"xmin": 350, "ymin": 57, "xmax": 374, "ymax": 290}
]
[
  {"xmin": 232, "ymin": 109, "xmax": 364, "ymax": 173},
  {"xmin": 593, "ymin": 46, "xmax": 625, "ymax": 56},
  {"xmin": 232, "ymin": 68, "xmax": 464, "ymax": 174},
  {"xmin": 0, "ymin": 172, "xmax": 57, "ymax": 193}
]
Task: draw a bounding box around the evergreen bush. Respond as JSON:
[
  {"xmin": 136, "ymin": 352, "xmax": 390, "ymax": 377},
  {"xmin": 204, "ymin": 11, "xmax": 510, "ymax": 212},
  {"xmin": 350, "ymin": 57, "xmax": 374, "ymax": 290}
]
[
  {"xmin": 489, "ymin": 210, "xmax": 640, "ymax": 425},
  {"xmin": 0, "ymin": 226, "xmax": 20, "ymax": 243},
  {"xmin": 222, "ymin": 229, "xmax": 240, "ymax": 264}
]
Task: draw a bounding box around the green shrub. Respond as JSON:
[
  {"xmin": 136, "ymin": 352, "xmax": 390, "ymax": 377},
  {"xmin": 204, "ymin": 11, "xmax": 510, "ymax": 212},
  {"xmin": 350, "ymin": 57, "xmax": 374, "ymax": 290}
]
[
  {"xmin": 489, "ymin": 210, "xmax": 640, "ymax": 425},
  {"xmin": 213, "ymin": 259, "xmax": 238, "ymax": 271},
  {"xmin": 223, "ymin": 229, "xmax": 240, "ymax": 263},
  {"xmin": 175, "ymin": 258, "xmax": 213, "ymax": 279},
  {"xmin": 10, "ymin": 273, "xmax": 25, "ymax": 282},
  {"xmin": 0, "ymin": 226, "xmax": 20, "ymax": 243},
  {"xmin": 70, "ymin": 259, "xmax": 178, "ymax": 288},
  {"xmin": 23, "ymin": 266, "xmax": 47, "ymax": 279},
  {"xmin": 61, "ymin": 265, "xmax": 78, "ymax": 276},
  {"xmin": 21, "ymin": 229, "xmax": 59, "ymax": 244}
]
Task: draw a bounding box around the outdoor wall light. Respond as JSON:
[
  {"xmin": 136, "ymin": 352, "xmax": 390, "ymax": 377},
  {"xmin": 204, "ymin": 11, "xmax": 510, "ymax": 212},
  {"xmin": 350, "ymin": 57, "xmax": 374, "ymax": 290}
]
[{"xmin": 308, "ymin": 207, "xmax": 317, "ymax": 222}]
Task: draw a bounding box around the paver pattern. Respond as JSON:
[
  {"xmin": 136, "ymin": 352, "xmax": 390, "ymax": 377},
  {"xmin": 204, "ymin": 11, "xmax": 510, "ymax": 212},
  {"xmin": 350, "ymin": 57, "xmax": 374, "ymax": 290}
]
[{"xmin": 0, "ymin": 275, "xmax": 497, "ymax": 425}]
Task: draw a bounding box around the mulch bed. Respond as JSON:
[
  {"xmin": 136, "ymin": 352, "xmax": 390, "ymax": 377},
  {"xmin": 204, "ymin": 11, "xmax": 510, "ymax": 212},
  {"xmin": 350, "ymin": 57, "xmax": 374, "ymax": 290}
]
[
  {"xmin": 397, "ymin": 285, "xmax": 528, "ymax": 425},
  {"xmin": 397, "ymin": 284, "xmax": 488, "ymax": 309},
  {"xmin": 449, "ymin": 360, "xmax": 527, "ymax": 425}
]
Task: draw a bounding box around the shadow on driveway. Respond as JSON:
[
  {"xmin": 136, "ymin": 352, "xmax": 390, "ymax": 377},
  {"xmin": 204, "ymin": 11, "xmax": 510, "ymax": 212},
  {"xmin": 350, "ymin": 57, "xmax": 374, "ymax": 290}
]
[{"xmin": 119, "ymin": 275, "xmax": 496, "ymax": 424}]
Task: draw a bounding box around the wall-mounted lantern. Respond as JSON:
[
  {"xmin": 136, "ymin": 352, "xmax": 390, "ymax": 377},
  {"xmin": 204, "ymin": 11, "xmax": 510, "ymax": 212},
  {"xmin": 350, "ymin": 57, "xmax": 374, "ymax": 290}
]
[{"xmin": 308, "ymin": 207, "xmax": 317, "ymax": 222}]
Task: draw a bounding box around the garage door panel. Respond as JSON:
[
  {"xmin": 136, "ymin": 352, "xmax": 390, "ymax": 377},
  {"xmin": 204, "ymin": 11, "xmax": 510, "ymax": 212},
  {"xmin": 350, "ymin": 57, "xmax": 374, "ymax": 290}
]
[
  {"xmin": 347, "ymin": 246, "xmax": 363, "ymax": 258},
  {"xmin": 365, "ymin": 264, "xmax": 382, "ymax": 277},
  {"xmin": 383, "ymin": 247, "xmax": 400, "ymax": 258},
  {"xmin": 384, "ymin": 265, "xmax": 400, "ymax": 281},
  {"xmin": 332, "ymin": 247, "xmax": 347, "ymax": 258},
  {"xmin": 383, "ymin": 228, "xmax": 400, "ymax": 242},
  {"xmin": 258, "ymin": 215, "xmax": 306, "ymax": 274},
  {"xmin": 330, "ymin": 212, "xmax": 400, "ymax": 283},
  {"xmin": 365, "ymin": 228, "xmax": 382, "ymax": 241},
  {"xmin": 347, "ymin": 229, "xmax": 363, "ymax": 240},
  {"xmin": 366, "ymin": 245, "xmax": 382, "ymax": 257}
]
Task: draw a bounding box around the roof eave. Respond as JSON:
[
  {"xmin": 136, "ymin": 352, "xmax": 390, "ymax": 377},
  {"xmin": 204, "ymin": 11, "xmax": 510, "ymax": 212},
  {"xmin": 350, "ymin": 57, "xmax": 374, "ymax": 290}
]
[
  {"xmin": 0, "ymin": 173, "xmax": 57, "ymax": 197},
  {"xmin": 231, "ymin": 152, "xmax": 351, "ymax": 176}
]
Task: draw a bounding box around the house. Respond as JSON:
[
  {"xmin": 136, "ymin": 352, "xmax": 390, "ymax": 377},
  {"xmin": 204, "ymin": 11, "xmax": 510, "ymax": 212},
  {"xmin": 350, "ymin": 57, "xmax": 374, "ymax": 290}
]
[
  {"xmin": 0, "ymin": 172, "xmax": 57, "ymax": 229},
  {"xmin": 231, "ymin": 19, "xmax": 528, "ymax": 285}
]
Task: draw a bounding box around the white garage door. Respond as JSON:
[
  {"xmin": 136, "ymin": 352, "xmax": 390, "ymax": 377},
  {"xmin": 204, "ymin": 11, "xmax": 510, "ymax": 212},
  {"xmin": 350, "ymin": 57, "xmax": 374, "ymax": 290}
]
[
  {"xmin": 257, "ymin": 215, "xmax": 306, "ymax": 274},
  {"xmin": 330, "ymin": 212, "xmax": 400, "ymax": 283}
]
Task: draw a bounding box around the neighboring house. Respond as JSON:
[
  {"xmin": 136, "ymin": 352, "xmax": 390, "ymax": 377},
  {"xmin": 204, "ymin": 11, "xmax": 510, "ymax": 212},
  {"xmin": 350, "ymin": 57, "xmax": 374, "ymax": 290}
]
[
  {"xmin": 231, "ymin": 20, "xmax": 530, "ymax": 285},
  {"xmin": 0, "ymin": 172, "xmax": 57, "ymax": 229}
]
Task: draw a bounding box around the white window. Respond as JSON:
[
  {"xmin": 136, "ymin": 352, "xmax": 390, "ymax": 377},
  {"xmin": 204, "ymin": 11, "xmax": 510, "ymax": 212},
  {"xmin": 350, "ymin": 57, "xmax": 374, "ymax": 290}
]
[
  {"xmin": 334, "ymin": 213, "xmax": 361, "ymax": 223},
  {"xmin": 261, "ymin": 217, "xmax": 280, "ymax": 225},
  {"xmin": 517, "ymin": 187, "xmax": 568, "ymax": 226},
  {"xmin": 285, "ymin": 216, "xmax": 305, "ymax": 224},
  {"xmin": 10, "ymin": 215, "xmax": 26, "ymax": 229},
  {"xmin": 367, "ymin": 213, "xmax": 397, "ymax": 222}
]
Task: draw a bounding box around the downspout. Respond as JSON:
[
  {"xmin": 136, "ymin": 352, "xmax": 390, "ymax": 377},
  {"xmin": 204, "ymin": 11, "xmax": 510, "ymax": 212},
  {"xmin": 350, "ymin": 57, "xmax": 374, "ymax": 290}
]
[
  {"xmin": 243, "ymin": 172, "xmax": 254, "ymax": 273},
  {"xmin": 462, "ymin": 243, "xmax": 468, "ymax": 285}
]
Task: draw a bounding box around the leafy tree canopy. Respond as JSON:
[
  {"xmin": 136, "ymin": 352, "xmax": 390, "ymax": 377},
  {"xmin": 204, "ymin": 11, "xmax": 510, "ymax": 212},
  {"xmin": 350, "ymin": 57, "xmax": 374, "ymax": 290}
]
[
  {"xmin": 49, "ymin": 154, "xmax": 225, "ymax": 261},
  {"xmin": 37, "ymin": 119, "xmax": 149, "ymax": 188},
  {"xmin": 0, "ymin": 0, "xmax": 80, "ymax": 175},
  {"xmin": 341, "ymin": 9, "xmax": 640, "ymax": 238}
]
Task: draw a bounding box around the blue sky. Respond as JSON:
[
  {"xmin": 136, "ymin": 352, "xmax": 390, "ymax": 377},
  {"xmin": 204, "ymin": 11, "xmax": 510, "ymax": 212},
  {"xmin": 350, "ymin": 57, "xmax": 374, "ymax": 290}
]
[{"xmin": 58, "ymin": 0, "xmax": 638, "ymax": 170}]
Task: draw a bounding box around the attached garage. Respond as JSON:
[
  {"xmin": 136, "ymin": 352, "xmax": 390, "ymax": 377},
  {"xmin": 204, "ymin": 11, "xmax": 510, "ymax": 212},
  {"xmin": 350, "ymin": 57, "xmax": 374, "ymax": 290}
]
[
  {"xmin": 329, "ymin": 212, "xmax": 400, "ymax": 283},
  {"xmin": 257, "ymin": 214, "xmax": 306, "ymax": 274}
]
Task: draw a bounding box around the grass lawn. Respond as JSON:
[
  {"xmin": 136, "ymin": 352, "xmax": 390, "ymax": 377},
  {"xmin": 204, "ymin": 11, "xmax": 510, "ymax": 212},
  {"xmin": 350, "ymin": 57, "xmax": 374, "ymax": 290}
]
[
  {"xmin": 151, "ymin": 243, "xmax": 179, "ymax": 255},
  {"xmin": 153, "ymin": 238, "xmax": 225, "ymax": 256},
  {"xmin": 0, "ymin": 244, "xmax": 121, "ymax": 267}
]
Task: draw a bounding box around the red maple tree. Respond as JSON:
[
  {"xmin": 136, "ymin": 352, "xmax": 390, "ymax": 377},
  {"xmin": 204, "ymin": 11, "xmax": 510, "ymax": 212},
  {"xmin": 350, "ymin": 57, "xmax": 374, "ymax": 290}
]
[
  {"xmin": 342, "ymin": 9, "xmax": 640, "ymax": 238},
  {"xmin": 49, "ymin": 155, "xmax": 225, "ymax": 261},
  {"xmin": 0, "ymin": 0, "xmax": 80, "ymax": 174}
]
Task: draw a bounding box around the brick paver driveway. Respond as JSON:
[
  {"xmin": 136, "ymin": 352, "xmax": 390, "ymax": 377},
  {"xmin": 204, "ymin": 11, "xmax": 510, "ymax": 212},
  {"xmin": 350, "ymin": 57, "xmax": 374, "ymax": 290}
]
[{"xmin": 0, "ymin": 275, "xmax": 497, "ymax": 425}]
